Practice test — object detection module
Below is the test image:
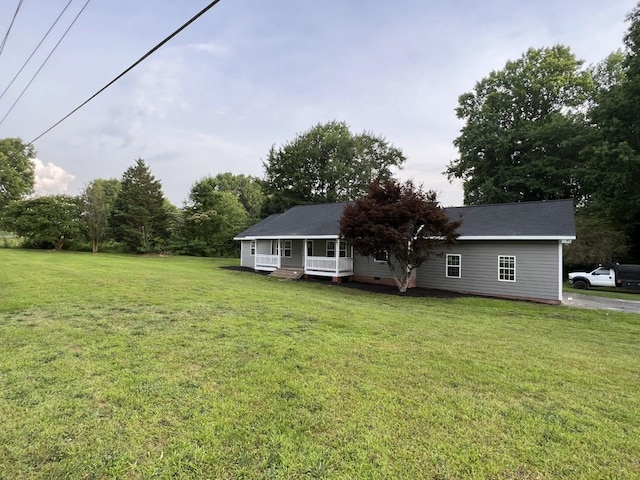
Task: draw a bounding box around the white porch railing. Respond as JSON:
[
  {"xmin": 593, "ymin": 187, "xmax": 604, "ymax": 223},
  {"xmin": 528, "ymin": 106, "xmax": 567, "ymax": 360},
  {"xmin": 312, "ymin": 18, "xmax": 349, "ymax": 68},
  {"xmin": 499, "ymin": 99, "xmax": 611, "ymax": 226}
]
[
  {"xmin": 305, "ymin": 256, "xmax": 353, "ymax": 273},
  {"xmin": 256, "ymin": 254, "xmax": 279, "ymax": 269}
]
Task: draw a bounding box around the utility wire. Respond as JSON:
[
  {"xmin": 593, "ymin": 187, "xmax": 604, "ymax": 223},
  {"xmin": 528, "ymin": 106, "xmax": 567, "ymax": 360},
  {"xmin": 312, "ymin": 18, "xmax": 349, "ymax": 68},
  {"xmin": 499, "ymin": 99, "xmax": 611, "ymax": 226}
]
[
  {"xmin": 0, "ymin": 0, "xmax": 91, "ymax": 128},
  {"xmin": 0, "ymin": 0, "xmax": 24, "ymax": 59},
  {"xmin": 28, "ymin": 0, "xmax": 224, "ymax": 145},
  {"xmin": 0, "ymin": 0, "xmax": 75, "ymax": 101}
]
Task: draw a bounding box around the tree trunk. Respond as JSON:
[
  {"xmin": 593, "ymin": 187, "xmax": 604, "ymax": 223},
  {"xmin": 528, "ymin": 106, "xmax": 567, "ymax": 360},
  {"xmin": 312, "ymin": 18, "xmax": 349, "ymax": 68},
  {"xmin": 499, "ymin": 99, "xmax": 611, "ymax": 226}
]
[
  {"xmin": 92, "ymin": 239, "xmax": 98, "ymax": 253},
  {"xmin": 54, "ymin": 236, "xmax": 65, "ymax": 251},
  {"xmin": 387, "ymin": 260, "xmax": 412, "ymax": 293}
]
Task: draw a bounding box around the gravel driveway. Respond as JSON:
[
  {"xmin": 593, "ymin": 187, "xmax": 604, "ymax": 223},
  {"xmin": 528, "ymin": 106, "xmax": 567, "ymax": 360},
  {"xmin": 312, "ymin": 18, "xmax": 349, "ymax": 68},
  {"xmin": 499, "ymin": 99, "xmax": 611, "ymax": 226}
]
[{"xmin": 563, "ymin": 291, "xmax": 640, "ymax": 314}]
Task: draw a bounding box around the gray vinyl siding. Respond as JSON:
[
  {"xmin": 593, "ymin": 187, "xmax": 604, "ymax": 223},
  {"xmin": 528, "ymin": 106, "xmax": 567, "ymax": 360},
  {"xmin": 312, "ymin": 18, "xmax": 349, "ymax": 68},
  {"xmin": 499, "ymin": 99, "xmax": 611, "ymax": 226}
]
[
  {"xmin": 240, "ymin": 240, "xmax": 253, "ymax": 268},
  {"xmin": 256, "ymin": 239, "xmax": 273, "ymax": 255},
  {"xmin": 317, "ymin": 239, "xmax": 334, "ymax": 257},
  {"xmin": 353, "ymin": 254, "xmax": 397, "ymax": 278},
  {"xmin": 415, "ymin": 241, "xmax": 560, "ymax": 301},
  {"xmin": 281, "ymin": 240, "xmax": 304, "ymax": 268}
]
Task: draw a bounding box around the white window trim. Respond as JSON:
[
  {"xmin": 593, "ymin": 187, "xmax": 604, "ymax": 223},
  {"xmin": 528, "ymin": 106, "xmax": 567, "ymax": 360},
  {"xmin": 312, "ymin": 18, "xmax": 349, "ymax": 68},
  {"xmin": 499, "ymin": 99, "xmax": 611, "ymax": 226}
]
[
  {"xmin": 498, "ymin": 255, "xmax": 516, "ymax": 282},
  {"xmin": 446, "ymin": 254, "xmax": 461, "ymax": 278},
  {"xmin": 327, "ymin": 240, "xmax": 336, "ymax": 258},
  {"xmin": 282, "ymin": 240, "xmax": 292, "ymax": 258},
  {"xmin": 373, "ymin": 250, "xmax": 388, "ymax": 263},
  {"xmin": 250, "ymin": 240, "xmax": 256, "ymax": 256}
]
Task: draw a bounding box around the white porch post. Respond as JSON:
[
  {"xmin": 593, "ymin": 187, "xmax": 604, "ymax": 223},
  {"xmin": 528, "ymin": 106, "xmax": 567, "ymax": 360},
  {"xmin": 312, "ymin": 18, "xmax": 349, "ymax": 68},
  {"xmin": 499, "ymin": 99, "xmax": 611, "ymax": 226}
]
[
  {"xmin": 304, "ymin": 238, "xmax": 308, "ymax": 273},
  {"xmin": 558, "ymin": 240, "xmax": 563, "ymax": 303},
  {"xmin": 277, "ymin": 239, "xmax": 281, "ymax": 268},
  {"xmin": 335, "ymin": 238, "xmax": 340, "ymax": 275}
]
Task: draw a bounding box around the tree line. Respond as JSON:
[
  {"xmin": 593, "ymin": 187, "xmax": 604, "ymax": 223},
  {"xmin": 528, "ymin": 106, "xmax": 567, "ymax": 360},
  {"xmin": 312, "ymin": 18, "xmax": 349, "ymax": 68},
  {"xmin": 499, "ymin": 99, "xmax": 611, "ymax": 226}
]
[
  {"xmin": 3, "ymin": 3, "xmax": 640, "ymax": 265},
  {"xmin": 0, "ymin": 121, "xmax": 404, "ymax": 256},
  {"xmin": 447, "ymin": 3, "xmax": 640, "ymax": 265}
]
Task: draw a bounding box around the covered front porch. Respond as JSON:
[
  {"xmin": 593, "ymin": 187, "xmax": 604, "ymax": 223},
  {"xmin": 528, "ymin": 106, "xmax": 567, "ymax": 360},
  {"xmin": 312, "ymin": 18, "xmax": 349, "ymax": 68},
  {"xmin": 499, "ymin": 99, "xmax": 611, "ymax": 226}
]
[{"xmin": 251, "ymin": 237, "xmax": 353, "ymax": 278}]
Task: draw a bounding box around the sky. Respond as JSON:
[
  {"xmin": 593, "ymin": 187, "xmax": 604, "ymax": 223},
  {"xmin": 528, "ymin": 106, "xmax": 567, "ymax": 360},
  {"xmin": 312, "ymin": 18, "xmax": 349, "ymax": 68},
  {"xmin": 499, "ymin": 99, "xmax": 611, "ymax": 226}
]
[{"xmin": 0, "ymin": 0, "xmax": 636, "ymax": 207}]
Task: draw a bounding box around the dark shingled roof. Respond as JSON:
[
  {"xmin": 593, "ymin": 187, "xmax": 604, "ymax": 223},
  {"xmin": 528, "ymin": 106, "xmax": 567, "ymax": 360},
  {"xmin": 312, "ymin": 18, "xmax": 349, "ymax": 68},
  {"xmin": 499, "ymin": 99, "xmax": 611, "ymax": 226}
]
[
  {"xmin": 235, "ymin": 199, "xmax": 575, "ymax": 239},
  {"xmin": 236, "ymin": 203, "xmax": 349, "ymax": 238},
  {"xmin": 445, "ymin": 199, "xmax": 575, "ymax": 237}
]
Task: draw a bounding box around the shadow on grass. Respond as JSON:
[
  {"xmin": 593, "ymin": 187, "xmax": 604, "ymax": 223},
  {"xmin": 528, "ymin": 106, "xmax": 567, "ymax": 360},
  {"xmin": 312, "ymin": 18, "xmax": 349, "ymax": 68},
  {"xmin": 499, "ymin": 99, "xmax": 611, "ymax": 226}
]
[{"xmin": 220, "ymin": 265, "xmax": 463, "ymax": 299}]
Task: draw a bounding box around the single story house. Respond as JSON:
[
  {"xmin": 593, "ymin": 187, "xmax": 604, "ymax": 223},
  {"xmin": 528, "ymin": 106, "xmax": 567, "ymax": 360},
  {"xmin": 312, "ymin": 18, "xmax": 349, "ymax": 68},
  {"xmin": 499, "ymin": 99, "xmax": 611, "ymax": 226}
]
[{"xmin": 234, "ymin": 199, "xmax": 575, "ymax": 304}]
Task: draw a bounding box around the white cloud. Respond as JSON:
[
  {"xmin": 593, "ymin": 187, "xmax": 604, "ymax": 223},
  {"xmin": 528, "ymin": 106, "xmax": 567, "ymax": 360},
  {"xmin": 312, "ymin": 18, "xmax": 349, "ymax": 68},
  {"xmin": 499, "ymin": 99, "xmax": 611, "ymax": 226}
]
[
  {"xmin": 9, "ymin": 0, "xmax": 632, "ymax": 208},
  {"xmin": 187, "ymin": 42, "xmax": 230, "ymax": 56},
  {"xmin": 32, "ymin": 158, "xmax": 76, "ymax": 195}
]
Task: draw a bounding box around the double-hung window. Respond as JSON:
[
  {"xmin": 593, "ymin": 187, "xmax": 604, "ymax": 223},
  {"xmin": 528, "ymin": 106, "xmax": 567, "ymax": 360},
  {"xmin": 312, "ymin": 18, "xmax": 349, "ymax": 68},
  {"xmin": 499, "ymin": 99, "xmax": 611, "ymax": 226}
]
[
  {"xmin": 326, "ymin": 241, "xmax": 336, "ymax": 258},
  {"xmin": 282, "ymin": 240, "xmax": 292, "ymax": 258},
  {"xmin": 373, "ymin": 250, "xmax": 388, "ymax": 263},
  {"xmin": 498, "ymin": 255, "xmax": 516, "ymax": 282},
  {"xmin": 250, "ymin": 240, "xmax": 256, "ymax": 256},
  {"xmin": 446, "ymin": 254, "xmax": 461, "ymax": 278}
]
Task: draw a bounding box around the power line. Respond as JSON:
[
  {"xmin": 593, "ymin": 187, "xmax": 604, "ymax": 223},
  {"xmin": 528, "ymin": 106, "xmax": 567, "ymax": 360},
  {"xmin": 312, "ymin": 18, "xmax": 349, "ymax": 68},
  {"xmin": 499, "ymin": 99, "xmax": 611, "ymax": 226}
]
[
  {"xmin": 28, "ymin": 0, "xmax": 224, "ymax": 145},
  {"xmin": 0, "ymin": 0, "xmax": 24, "ymax": 59},
  {"xmin": 0, "ymin": 0, "xmax": 91, "ymax": 128},
  {"xmin": 0, "ymin": 0, "xmax": 75, "ymax": 101}
]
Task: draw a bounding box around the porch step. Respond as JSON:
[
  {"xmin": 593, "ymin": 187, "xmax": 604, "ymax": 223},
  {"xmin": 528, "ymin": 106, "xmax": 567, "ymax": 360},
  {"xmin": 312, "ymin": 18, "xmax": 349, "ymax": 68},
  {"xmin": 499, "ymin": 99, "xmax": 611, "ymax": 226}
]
[{"xmin": 270, "ymin": 267, "xmax": 304, "ymax": 280}]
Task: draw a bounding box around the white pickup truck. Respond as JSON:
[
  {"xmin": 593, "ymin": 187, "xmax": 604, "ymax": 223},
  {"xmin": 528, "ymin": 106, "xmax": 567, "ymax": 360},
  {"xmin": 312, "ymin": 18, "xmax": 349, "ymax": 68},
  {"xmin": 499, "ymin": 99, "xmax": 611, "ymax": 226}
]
[{"xmin": 568, "ymin": 264, "xmax": 640, "ymax": 290}]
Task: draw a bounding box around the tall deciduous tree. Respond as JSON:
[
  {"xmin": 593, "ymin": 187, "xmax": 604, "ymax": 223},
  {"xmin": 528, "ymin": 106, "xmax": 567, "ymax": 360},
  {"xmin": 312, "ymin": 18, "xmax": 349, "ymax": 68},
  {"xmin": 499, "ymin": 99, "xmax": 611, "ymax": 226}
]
[
  {"xmin": 583, "ymin": 5, "xmax": 640, "ymax": 260},
  {"xmin": 81, "ymin": 178, "xmax": 121, "ymax": 253},
  {"xmin": 340, "ymin": 180, "xmax": 460, "ymax": 292},
  {"xmin": 563, "ymin": 213, "xmax": 629, "ymax": 269},
  {"xmin": 446, "ymin": 46, "xmax": 594, "ymax": 205},
  {"xmin": 177, "ymin": 184, "xmax": 248, "ymax": 257},
  {"xmin": 1, "ymin": 195, "xmax": 83, "ymax": 250},
  {"xmin": 192, "ymin": 173, "xmax": 263, "ymax": 223},
  {"xmin": 109, "ymin": 159, "xmax": 169, "ymax": 253},
  {"xmin": 262, "ymin": 121, "xmax": 405, "ymax": 215},
  {"xmin": 0, "ymin": 138, "xmax": 36, "ymax": 210}
]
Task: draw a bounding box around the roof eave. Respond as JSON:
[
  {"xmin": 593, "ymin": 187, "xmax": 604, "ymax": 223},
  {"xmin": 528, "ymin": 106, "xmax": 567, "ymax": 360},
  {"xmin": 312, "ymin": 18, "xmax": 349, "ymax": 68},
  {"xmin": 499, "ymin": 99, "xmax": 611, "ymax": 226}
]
[
  {"xmin": 234, "ymin": 234, "xmax": 340, "ymax": 240},
  {"xmin": 458, "ymin": 235, "xmax": 576, "ymax": 241}
]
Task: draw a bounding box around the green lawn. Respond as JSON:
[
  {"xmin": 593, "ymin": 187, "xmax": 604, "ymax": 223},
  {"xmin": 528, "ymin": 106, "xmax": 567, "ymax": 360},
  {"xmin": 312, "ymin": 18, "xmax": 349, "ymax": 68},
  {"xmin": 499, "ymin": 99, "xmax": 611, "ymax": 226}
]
[
  {"xmin": 564, "ymin": 282, "xmax": 640, "ymax": 300},
  {"xmin": 1, "ymin": 250, "xmax": 639, "ymax": 479}
]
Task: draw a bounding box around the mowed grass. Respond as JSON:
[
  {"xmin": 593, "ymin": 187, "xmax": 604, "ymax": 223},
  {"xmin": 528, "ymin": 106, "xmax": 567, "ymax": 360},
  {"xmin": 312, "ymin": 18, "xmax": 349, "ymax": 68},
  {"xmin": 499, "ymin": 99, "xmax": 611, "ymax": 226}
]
[
  {"xmin": 1, "ymin": 250, "xmax": 639, "ymax": 479},
  {"xmin": 564, "ymin": 283, "xmax": 640, "ymax": 300}
]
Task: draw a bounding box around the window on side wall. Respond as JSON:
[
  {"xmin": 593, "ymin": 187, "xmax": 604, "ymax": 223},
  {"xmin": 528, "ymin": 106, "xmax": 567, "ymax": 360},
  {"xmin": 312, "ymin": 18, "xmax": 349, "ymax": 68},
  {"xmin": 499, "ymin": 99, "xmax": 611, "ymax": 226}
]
[
  {"xmin": 306, "ymin": 240, "xmax": 313, "ymax": 257},
  {"xmin": 373, "ymin": 250, "xmax": 388, "ymax": 263},
  {"xmin": 326, "ymin": 241, "xmax": 336, "ymax": 258},
  {"xmin": 250, "ymin": 241, "xmax": 255, "ymax": 256},
  {"xmin": 446, "ymin": 254, "xmax": 461, "ymax": 278},
  {"xmin": 498, "ymin": 255, "xmax": 516, "ymax": 282},
  {"xmin": 339, "ymin": 242, "xmax": 348, "ymax": 258}
]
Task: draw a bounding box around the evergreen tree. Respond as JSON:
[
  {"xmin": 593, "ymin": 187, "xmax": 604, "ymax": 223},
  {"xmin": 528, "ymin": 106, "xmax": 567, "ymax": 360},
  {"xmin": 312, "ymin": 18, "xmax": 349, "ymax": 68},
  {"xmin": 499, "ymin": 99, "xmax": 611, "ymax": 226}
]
[{"xmin": 109, "ymin": 159, "xmax": 169, "ymax": 253}]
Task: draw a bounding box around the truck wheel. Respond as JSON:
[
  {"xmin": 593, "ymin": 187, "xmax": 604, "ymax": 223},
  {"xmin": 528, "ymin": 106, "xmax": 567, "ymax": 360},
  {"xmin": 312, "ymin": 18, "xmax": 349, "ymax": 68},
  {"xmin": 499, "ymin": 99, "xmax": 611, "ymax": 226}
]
[{"xmin": 573, "ymin": 279, "xmax": 588, "ymax": 290}]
